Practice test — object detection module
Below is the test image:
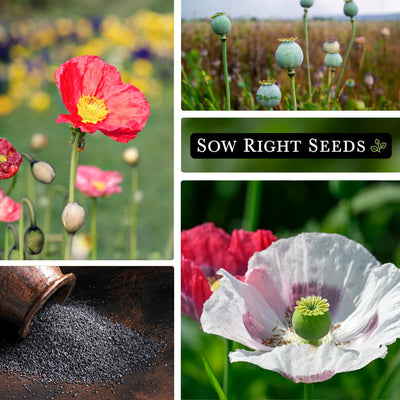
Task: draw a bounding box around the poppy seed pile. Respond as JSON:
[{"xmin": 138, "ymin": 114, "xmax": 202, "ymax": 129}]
[{"xmin": 0, "ymin": 299, "xmax": 162, "ymax": 386}]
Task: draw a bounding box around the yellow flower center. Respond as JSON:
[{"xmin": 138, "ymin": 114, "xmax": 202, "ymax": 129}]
[
  {"xmin": 0, "ymin": 155, "xmax": 7, "ymax": 163},
  {"xmin": 77, "ymin": 94, "xmax": 109, "ymax": 124},
  {"xmin": 93, "ymin": 180, "xmax": 106, "ymax": 190}
]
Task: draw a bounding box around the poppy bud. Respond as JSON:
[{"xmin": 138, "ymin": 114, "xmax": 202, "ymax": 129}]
[
  {"xmin": 62, "ymin": 202, "xmax": 85, "ymax": 234},
  {"xmin": 122, "ymin": 147, "xmax": 140, "ymax": 166},
  {"xmin": 31, "ymin": 161, "xmax": 56, "ymax": 184},
  {"xmin": 30, "ymin": 133, "xmax": 48, "ymax": 151},
  {"xmin": 24, "ymin": 226, "xmax": 45, "ymax": 255}
]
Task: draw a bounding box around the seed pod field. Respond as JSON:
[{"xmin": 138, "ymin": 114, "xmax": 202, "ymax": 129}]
[{"xmin": 182, "ymin": 19, "xmax": 400, "ymax": 110}]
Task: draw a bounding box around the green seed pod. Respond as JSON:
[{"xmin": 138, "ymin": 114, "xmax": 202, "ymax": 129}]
[
  {"xmin": 62, "ymin": 202, "xmax": 86, "ymax": 234},
  {"xmin": 31, "ymin": 160, "xmax": 56, "ymax": 184},
  {"xmin": 256, "ymin": 80, "xmax": 282, "ymax": 108},
  {"xmin": 211, "ymin": 12, "xmax": 231, "ymax": 37},
  {"xmin": 300, "ymin": 0, "xmax": 314, "ymax": 8},
  {"xmin": 324, "ymin": 52, "xmax": 343, "ymax": 68},
  {"xmin": 343, "ymin": 0, "xmax": 358, "ymax": 18},
  {"xmin": 345, "ymin": 78, "xmax": 355, "ymax": 88},
  {"xmin": 323, "ymin": 40, "xmax": 340, "ymax": 54},
  {"xmin": 292, "ymin": 296, "xmax": 332, "ymax": 343},
  {"xmin": 24, "ymin": 225, "xmax": 45, "ymax": 255},
  {"xmin": 275, "ymin": 38, "xmax": 304, "ymax": 70},
  {"xmin": 9, "ymin": 245, "xmax": 22, "ymax": 260}
]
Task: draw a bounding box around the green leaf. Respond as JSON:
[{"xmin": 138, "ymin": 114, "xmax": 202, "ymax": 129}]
[
  {"xmin": 370, "ymin": 145, "xmax": 379, "ymax": 152},
  {"xmin": 200, "ymin": 350, "xmax": 228, "ymax": 400},
  {"xmin": 375, "ymin": 138, "xmax": 380, "ymax": 145},
  {"xmin": 380, "ymin": 142, "xmax": 387, "ymax": 150}
]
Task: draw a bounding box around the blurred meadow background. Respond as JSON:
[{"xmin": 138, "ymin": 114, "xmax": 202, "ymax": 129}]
[
  {"xmin": 181, "ymin": 3, "xmax": 400, "ymax": 110},
  {"xmin": 0, "ymin": 0, "xmax": 173, "ymax": 260},
  {"xmin": 182, "ymin": 119, "xmax": 400, "ymax": 172},
  {"xmin": 182, "ymin": 180, "xmax": 400, "ymax": 399}
]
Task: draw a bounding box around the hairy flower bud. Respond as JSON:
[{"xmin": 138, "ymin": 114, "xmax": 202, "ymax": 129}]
[
  {"xmin": 62, "ymin": 202, "xmax": 85, "ymax": 234},
  {"xmin": 122, "ymin": 147, "xmax": 140, "ymax": 166},
  {"xmin": 24, "ymin": 226, "xmax": 45, "ymax": 255},
  {"xmin": 31, "ymin": 161, "xmax": 56, "ymax": 184}
]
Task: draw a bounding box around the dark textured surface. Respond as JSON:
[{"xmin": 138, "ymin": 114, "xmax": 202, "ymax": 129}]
[{"xmin": 0, "ymin": 267, "xmax": 174, "ymax": 399}]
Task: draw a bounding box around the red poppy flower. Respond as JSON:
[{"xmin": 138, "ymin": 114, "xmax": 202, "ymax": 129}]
[
  {"xmin": 0, "ymin": 138, "xmax": 22, "ymax": 180},
  {"xmin": 181, "ymin": 222, "xmax": 278, "ymax": 322},
  {"xmin": 54, "ymin": 55, "xmax": 150, "ymax": 143},
  {"xmin": 75, "ymin": 165, "xmax": 122, "ymax": 198},
  {"xmin": 0, "ymin": 188, "xmax": 21, "ymax": 222}
]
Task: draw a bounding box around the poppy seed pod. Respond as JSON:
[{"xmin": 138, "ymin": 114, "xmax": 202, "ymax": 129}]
[
  {"xmin": 61, "ymin": 202, "xmax": 85, "ymax": 234},
  {"xmin": 345, "ymin": 78, "xmax": 355, "ymax": 88},
  {"xmin": 31, "ymin": 160, "xmax": 56, "ymax": 184},
  {"xmin": 292, "ymin": 296, "xmax": 332, "ymax": 343},
  {"xmin": 24, "ymin": 226, "xmax": 45, "ymax": 255},
  {"xmin": 381, "ymin": 27, "xmax": 390, "ymax": 37},
  {"xmin": 324, "ymin": 52, "xmax": 343, "ymax": 68},
  {"xmin": 323, "ymin": 40, "xmax": 340, "ymax": 54},
  {"xmin": 343, "ymin": 0, "xmax": 359, "ymax": 18},
  {"xmin": 256, "ymin": 80, "xmax": 282, "ymax": 108},
  {"xmin": 275, "ymin": 38, "xmax": 304, "ymax": 70},
  {"xmin": 300, "ymin": 0, "xmax": 314, "ymax": 8},
  {"xmin": 211, "ymin": 13, "xmax": 231, "ymax": 37}
]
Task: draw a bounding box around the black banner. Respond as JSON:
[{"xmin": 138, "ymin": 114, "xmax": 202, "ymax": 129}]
[{"xmin": 190, "ymin": 133, "xmax": 392, "ymax": 159}]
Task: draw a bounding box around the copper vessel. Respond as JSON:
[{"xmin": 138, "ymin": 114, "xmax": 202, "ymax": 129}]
[{"xmin": 0, "ymin": 266, "xmax": 76, "ymax": 338}]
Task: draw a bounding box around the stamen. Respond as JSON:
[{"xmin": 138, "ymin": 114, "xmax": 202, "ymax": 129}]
[{"xmin": 77, "ymin": 94, "xmax": 109, "ymax": 124}]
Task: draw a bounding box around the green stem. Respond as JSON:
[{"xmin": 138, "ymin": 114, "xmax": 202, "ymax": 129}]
[
  {"xmin": 4, "ymin": 224, "xmax": 18, "ymax": 260},
  {"xmin": 223, "ymin": 339, "xmax": 233, "ymax": 400},
  {"xmin": 333, "ymin": 17, "xmax": 355, "ymax": 108},
  {"xmin": 129, "ymin": 167, "xmax": 138, "ymax": 259},
  {"xmin": 304, "ymin": 383, "xmax": 313, "ymax": 400},
  {"xmin": 288, "ymin": 69, "xmax": 297, "ymax": 110},
  {"xmin": 6, "ymin": 173, "xmax": 18, "ymax": 196},
  {"xmin": 18, "ymin": 197, "xmax": 37, "ymax": 260},
  {"xmin": 328, "ymin": 68, "xmax": 336, "ymax": 108},
  {"xmin": 303, "ymin": 9, "xmax": 312, "ymax": 101},
  {"xmin": 42, "ymin": 185, "xmax": 68, "ymax": 258},
  {"xmin": 243, "ymin": 181, "xmax": 262, "ymax": 231},
  {"xmin": 221, "ymin": 38, "xmax": 231, "ymax": 110},
  {"xmin": 63, "ymin": 129, "xmax": 84, "ymax": 260},
  {"xmin": 91, "ymin": 197, "xmax": 98, "ymax": 260}
]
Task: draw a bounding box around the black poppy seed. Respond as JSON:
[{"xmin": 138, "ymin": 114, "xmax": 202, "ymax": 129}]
[{"xmin": 0, "ymin": 298, "xmax": 163, "ymax": 386}]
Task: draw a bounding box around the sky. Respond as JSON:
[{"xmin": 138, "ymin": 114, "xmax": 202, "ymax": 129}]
[{"xmin": 182, "ymin": 0, "xmax": 400, "ymax": 20}]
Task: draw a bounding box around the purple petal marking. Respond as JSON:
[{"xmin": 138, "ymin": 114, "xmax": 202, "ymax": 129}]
[
  {"xmin": 242, "ymin": 311, "xmax": 271, "ymax": 345},
  {"xmin": 282, "ymin": 370, "xmax": 335, "ymax": 383},
  {"xmin": 362, "ymin": 313, "xmax": 379, "ymax": 341},
  {"xmin": 291, "ymin": 282, "xmax": 342, "ymax": 317}
]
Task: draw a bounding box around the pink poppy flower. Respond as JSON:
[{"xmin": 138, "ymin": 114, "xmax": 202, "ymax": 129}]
[
  {"xmin": 181, "ymin": 222, "xmax": 277, "ymax": 322},
  {"xmin": 0, "ymin": 188, "xmax": 21, "ymax": 222},
  {"xmin": 0, "ymin": 138, "xmax": 22, "ymax": 180},
  {"xmin": 201, "ymin": 233, "xmax": 400, "ymax": 383},
  {"xmin": 54, "ymin": 55, "xmax": 150, "ymax": 143},
  {"xmin": 75, "ymin": 165, "xmax": 122, "ymax": 198}
]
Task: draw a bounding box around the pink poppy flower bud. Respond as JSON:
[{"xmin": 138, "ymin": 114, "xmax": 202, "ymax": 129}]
[
  {"xmin": 123, "ymin": 147, "xmax": 140, "ymax": 166},
  {"xmin": 62, "ymin": 202, "xmax": 85, "ymax": 234},
  {"xmin": 364, "ymin": 73, "xmax": 374, "ymax": 89},
  {"xmin": 30, "ymin": 133, "xmax": 48, "ymax": 151},
  {"xmin": 31, "ymin": 161, "xmax": 56, "ymax": 184},
  {"xmin": 381, "ymin": 27, "xmax": 390, "ymax": 37}
]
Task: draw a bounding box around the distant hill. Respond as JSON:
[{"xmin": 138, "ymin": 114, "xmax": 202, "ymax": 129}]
[{"xmin": 329, "ymin": 12, "xmax": 400, "ymax": 21}]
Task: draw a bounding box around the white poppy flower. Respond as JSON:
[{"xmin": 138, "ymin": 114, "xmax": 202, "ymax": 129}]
[{"xmin": 200, "ymin": 232, "xmax": 400, "ymax": 383}]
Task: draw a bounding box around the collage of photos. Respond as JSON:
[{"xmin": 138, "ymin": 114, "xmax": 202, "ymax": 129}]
[{"xmin": 0, "ymin": 0, "xmax": 400, "ymax": 399}]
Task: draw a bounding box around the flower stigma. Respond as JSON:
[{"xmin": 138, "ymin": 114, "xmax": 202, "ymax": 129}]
[
  {"xmin": 292, "ymin": 296, "xmax": 332, "ymax": 344},
  {"xmin": 0, "ymin": 155, "xmax": 7, "ymax": 163},
  {"xmin": 77, "ymin": 94, "xmax": 109, "ymax": 124}
]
